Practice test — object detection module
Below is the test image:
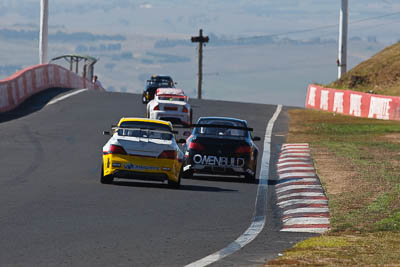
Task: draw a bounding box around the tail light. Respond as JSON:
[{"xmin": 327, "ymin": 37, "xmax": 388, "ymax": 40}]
[
  {"xmin": 235, "ymin": 145, "xmax": 251, "ymax": 154},
  {"xmin": 109, "ymin": 144, "xmax": 127, "ymax": 155},
  {"xmin": 154, "ymin": 105, "xmax": 160, "ymax": 111},
  {"xmin": 189, "ymin": 142, "xmax": 204, "ymax": 151},
  {"xmin": 182, "ymin": 106, "xmax": 189, "ymax": 113},
  {"xmin": 159, "ymin": 150, "xmax": 177, "ymax": 159}
]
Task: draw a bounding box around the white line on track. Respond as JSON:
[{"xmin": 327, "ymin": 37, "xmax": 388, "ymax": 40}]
[
  {"xmin": 278, "ymin": 166, "xmax": 315, "ymax": 172},
  {"xmin": 277, "ymin": 161, "xmax": 312, "ymax": 167},
  {"xmin": 281, "ymin": 148, "xmax": 309, "ymax": 151},
  {"xmin": 280, "ymin": 152, "xmax": 311, "ymax": 157},
  {"xmin": 276, "ymin": 185, "xmax": 323, "ymax": 194},
  {"xmin": 278, "ymin": 172, "xmax": 317, "ymax": 179},
  {"xmin": 278, "ymin": 157, "xmax": 312, "ymax": 163},
  {"xmin": 282, "ymin": 143, "xmax": 309, "ymax": 147},
  {"xmin": 277, "ymin": 192, "xmax": 327, "ymax": 200},
  {"xmin": 283, "ymin": 207, "xmax": 330, "ymax": 215},
  {"xmin": 185, "ymin": 105, "xmax": 283, "ymax": 267},
  {"xmin": 277, "ymin": 178, "xmax": 319, "ymax": 186},
  {"xmin": 284, "ymin": 217, "xmax": 330, "ymax": 225},
  {"xmin": 281, "ymin": 148, "xmax": 310, "ymax": 151},
  {"xmin": 280, "ymin": 150, "xmax": 310, "ymax": 153},
  {"xmin": 281, "ymin": 152, "xmax": 311, "ymax": 156},
  {"xmin": 46, "ymin": 89, "xmax": 88, "ymax": 106},
  {"xmin": 278, "ymin": 199, "xmax": 328, "ymax": 208},
  {"xmin": 281, "ymin": 228, "xmax": 329, "ymax": 233}
]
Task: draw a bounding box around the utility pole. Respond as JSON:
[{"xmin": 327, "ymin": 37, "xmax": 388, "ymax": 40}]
[
  {"xmin": 338, "ymin": 0, "xmax": 348, "ymax": 79},
  {"xmin": 39, "ymin": 0, "xmax": 49, "ymax": 64},
  {"xmin": 191, "ymin": 29, "xmax": 209, "ymax": 99}
]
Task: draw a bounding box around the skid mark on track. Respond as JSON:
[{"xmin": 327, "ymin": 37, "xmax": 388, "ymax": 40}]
[{"xmin": 276, "ymin": 144, "xmax": 330, "ymax": 233}]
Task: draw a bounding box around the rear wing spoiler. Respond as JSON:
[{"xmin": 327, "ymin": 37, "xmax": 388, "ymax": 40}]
[
  {"xmin": 110, "ymin": 125, "xmax": 178, "ymax": 134},
  {"xmin": 192, "ymin": 124, "xmax": 253, "ymax": 131}
]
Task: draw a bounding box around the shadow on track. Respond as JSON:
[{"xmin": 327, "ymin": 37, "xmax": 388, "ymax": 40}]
[
  {"xmin": 185, "ymin": 175, "xmax": 279, "ymax": 186},
  {"xmin": 111, "ymin": 180, "xmax": 237, "ymax": 192},
  {"xmin": 267, "ymin": 179, "xmax": 279, "ymax": 185},
  {"xmin": 185, "ymin": 175, "xmax": 258, "ymax": 184},
  {"xmin": 0, "ymin": 87, "xmax": 73, "ymax": 123}
]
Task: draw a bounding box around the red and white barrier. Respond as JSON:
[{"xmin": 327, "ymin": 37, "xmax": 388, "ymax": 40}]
[
  {"xmin": 0, "ymin": 64, "xmax": 104, "ymax": 113},
  {"xmin": 305, "ymin": 84, "xmax": 400, "ymax": 120}
]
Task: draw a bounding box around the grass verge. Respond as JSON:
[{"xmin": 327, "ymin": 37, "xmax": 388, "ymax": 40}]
[{"xmin": 266, "ymin": 109, "xmax": 400, "ymax": 266}]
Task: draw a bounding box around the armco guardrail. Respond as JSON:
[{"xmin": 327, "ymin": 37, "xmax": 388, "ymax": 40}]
[
  {"xmin": 0, "ymin": 64, "xmax": 104, "ymax": 113},
  {"xmin": 306, "ymin": 84, "xmax": 400, "ymax": 121}
]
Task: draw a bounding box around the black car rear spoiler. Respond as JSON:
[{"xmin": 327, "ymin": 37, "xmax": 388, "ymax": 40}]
[{"xmin": 192, "ymin": 124, "xmax": 253, "ymax": 131}]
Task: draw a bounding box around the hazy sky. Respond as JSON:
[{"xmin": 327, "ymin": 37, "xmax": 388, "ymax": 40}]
[
  {"xmin": 1, "ymin": 1, "xmax": 399, "ymax": 106},
  {"xmin": 1, "ymin": 0, "xmax": 400, "ymax": 42}
]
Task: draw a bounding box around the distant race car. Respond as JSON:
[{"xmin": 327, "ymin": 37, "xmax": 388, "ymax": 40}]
[
  {"xmin": 142, "ymin": 75, "xmax": 175, "ymax": 104},
  {"xmin": 101, "ymin": 117, "xmax": 185, "ymax": 187},
  {"xmin": 146, "ymin": 88, "xmax": 192, "ymax": 127},
  {"xmin": 182, "ymin": 117, "xmax": 261, "ymax": 181}
]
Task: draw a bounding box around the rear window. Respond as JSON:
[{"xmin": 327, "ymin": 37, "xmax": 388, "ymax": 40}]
[
  {"xmin": 147, "ymin": 81, "xmax": 173, "ymax": 88},
  {"xmin": 118, "ymin": 121, "xmax": 172, "ymax": 140},
  {"xmin": 117, "ymin": 128, "xmax": 172, "ymax": 140},
  {"xmin": 119, "ymin": 121, "xmax": 171, "ymax": 131},
  {"xmin": 151, "ymin": 76, "xmax": 172, "ymax": 82},
  {"xmin": 194, "ymin": 119, "xmax": 248, "ymax": 137}
]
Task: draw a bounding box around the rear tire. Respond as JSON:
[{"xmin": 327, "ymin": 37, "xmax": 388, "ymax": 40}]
[
  {"xmin": 168, "ymin": 168, "xmax": 182, "ymax": 188},
  {"xmin": 100, "ymin": 165, "xmax": 114, "ymax": 184},
  {"xmin": 245, "ymin": 173, "xmax": 256, "ymax": 183},
  {"xmin": 189, "ymin": 109, "xmax": 193, "ymax": 126},
  {"xmin": 182, "ymin": 168, "xmax": 193, "ymax": 179},
  {"xmin": 245, "ymin": 153, "xmax": 258, "ymax": 183}
]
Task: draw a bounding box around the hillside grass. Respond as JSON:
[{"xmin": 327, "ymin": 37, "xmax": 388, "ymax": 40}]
[
  {"xmin": 266, "ymin": 109, "xmax": 400, "ymax": 266},
  {"xmin": 327, "ymin": 41, "xmax": 400, "ymax": 96}
]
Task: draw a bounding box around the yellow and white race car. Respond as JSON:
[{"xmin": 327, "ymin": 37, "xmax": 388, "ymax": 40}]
[{"xmin": 101, "ymin": 118, "xmax": 185, "ymax": 187}]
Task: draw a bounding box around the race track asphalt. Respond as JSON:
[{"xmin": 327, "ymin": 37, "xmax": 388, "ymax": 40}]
[{"xmin": 0, "ymin": 89, "xmax": 316, "ymax": 266}]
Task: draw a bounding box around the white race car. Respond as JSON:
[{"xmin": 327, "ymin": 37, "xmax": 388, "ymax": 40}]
[
  {"xmin": 101, "ymin": 117, "xmax": 185, "ymax": 187},
  {"xmin": 146, "ymin": 88, "xmax": 192, "ymax": 127}
]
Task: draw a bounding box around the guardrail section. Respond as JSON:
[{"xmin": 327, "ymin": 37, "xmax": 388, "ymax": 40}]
[
  {"xmin": 306, "ymin": 84, "xmax": 400, "ymax": 121},
  {"xmin": 0, "ymin": 64, "xmax": 104, "ymax": 113}
]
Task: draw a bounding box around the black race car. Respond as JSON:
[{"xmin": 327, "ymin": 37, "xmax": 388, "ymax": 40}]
[
  {"xmin": 142, "ymin": 75, "xmax": 175, "ymax": 104},
  {"xmin": 182, "ymin": 117, "xmax": 261, "ymax": 181}
]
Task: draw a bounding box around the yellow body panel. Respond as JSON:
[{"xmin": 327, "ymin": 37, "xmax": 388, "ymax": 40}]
[
  {"xmin": 104, "ymin": 117, "xmax": 180, "ymax": 182},
  {"xmin": 117, "ymin": 117, "xmax": 172, "ymax": 128},
  {"xmin": 103, "ymin": 153, "xmax": 182, "ymax": 182}
]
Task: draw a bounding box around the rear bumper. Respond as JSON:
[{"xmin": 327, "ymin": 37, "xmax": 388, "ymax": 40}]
[
  {"xmin": 184, "ymin": 164, "xmax": 254, "ymax": 177},
  {"xmin": 103, "ymin": 154, "xmax": 180, "ymax": 182},
  {"xmin": 150, "ymin": 111, "xmax": 189, "ymax": 125},
  {"xmin": 113, "ymin": 170, "xmax": 169, "ymax": 182}
]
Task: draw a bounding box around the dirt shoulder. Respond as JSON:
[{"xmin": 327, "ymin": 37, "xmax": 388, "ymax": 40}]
[{"xmin": 266, "ymin": 109, "xmax": 400, "ymax": 266}]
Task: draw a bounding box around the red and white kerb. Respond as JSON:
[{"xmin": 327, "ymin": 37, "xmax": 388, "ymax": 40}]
[{"xmin": 276, "ymin": 143, "xmax": 330, "ymax": 233}]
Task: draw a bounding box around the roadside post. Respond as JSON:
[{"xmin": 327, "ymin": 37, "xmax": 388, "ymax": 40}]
[
  {"xmin": 39, "ymin": 0, "xmax": 49, "ymax": 64},
  {"xmin": 191, "ymin": 29, "xmax": 209, "ymax": 99},
  {"xmin": 338, "ymin": 0, "xmax": 348, "ymax": 79}
]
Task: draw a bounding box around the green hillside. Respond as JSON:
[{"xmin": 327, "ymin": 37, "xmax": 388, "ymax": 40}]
[{"xmin": 328, "ymin": 41, "xmax": 400, "ymax": 96}]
